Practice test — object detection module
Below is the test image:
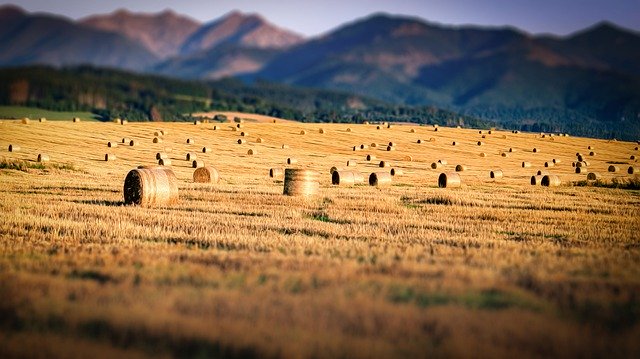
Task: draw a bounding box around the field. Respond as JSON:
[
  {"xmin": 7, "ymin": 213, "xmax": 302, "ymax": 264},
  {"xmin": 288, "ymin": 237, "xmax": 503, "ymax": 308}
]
[
  {"xmin": 1, "ymin": 118, "xmax": 639, "ymax": 358},
  {"xmin": 0, "ymin": 106, "xmax": 99, "ymax": 121}
]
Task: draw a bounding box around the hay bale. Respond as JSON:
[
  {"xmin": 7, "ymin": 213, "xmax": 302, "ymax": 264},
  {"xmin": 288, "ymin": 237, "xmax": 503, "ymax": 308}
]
[
  {"xmin": 521, "ymin": 161, "xmax": 531, "ymax": 168},
  {"xmin": 501, "ymin": 153, "xmax": 509, "ymax": 157},
  {"xmin": 108, "ymin": 141, "xmax": 118, "ymax": 148},
  {"xmin": 552, "ymin": 159, "xmax": 561, "ymax": 164},
  {"xmin": 8, "ymin": 144, "xmax": 20, "ymax": 152},
  {"xmin": 490, "ymin": 169, "xmax": 503, "ymax": 179},
  {"xmin": 269, "ymin": 168, "xmax": 284, "ymax": 178},
  {"xmin": 213, "ymin": 125, "xmax": 218, "ymax": 130},
  {"xmin": 541, "ymin": 175, "xmax": 561, "ymax": 187},
  {"xmin": 256, "ymin": 137, "xmax": 264, "ymax": 143},
  {"xmin": 346, "ymin": 160, "xmax": 357, "ymax": 167},
  {"xmin": 158, "ymin": 158, "xmax": 171, "ymax": 166},
  {"xmin": 240, "ymin": 131, "xmax": 248, "ymax": 137},
  {"xmin": 330, "ymin": 166, "xmax": 342, "ymax": 174},
  {"xmin": 283, "ymin": 169, "xmax": 319, "ymax": 196},
  {"xmin": 379, "ymin": 161, "xmax": 390, "ymax": 168},
  {"xmin": 37, "ymin": 154, "xmax": 49, "ymax": 162},
  {"xmin": 577, "ymin": 154, "xmax": 584, "ymax": 162},
  {"xmin": 455, "ymin": 164, "xmax": 467, "ymax": 172},
  {"xmin": 508, "ymin": 148, "xmax": 515, "ymax": 152},
  {"xmin": 410, "ymin": 128, "xmax": 416, "ymax": 133},
  {"xmin": 631, "ymin": 155, "xmax": 636, "ymax": 160},
  {"xmin": 390, "ymin": 168, "xmax": 403, "ymax": 176},
  {"xmin": 186, "ymin": 138, "xmax": 195, "ymax": 144},
  {"xmin": 153, "ymin": 137, "xmax": 162, "ymax": 143},
  {"xmin": 417, "ymin": 139, "xmax": 423, "ymax": 144},
  {"xmin": 236, "ymin": 123, "xmax": 243, "ymax": 128},
  {"xmin": 121, "ymin": 120, "xmax": 128, "ymax": 125},
  {"xmin": 281, "ymin": 144, "xmax": 289, "ymax": 149},
  {"xmin": 478, "ymin": 130, "xmax": 483, "ymax": 134},
  {"xmin": 501, "ymin": 135, "xmax": 507, "ymax": 139},
  {"xmin": 332, "ymin": 171, "xmax": 356, "ymax": 186},
  {"xmin": 587, "ymin": 172, "xmax": 601, "ymax": 181},
  {"xmin": 287, "ymin": 157, "xmax": 298, "ymax": 165},
  {"xmin": 431, "ymin": 162, "xmax": 443, "ymax": 169},
  {"xmin": 122, "ymin": 137, "xmax": 130, "ymax": 144},
  {"xmin": 319, "ymin": 128, "xmax": 325, "ymax": 134},
  {"xmin": 366, "ymin": 154, "xmax": 376, "ymax": 161},
  {"xmin": 300, "ymin": 130, "xmax": 307, "ymax": 135},
  {"xmin": 352, "ymin": 146, "xmax": 359, "ymax": 151},
  {"xmin": 403, "ymin": 155, "xmax": 413, "ymax": 161},
  {"xmin": 156, "ymin": 152, "xmax": 168, "ymax": 160},
  {"xmin": 202, "ymin": 147, "xmax": 210, "ymax": 153},
  {"xmin": 438, "ymin": 159, "xmax": 448, "ymax": 165},
  {"xmin": 129, "ymin": 140, "xmax": 138, "ymax": 147},
  {"xmin": 369, "ymin": 172, "xmax": 392, "ymax": 187},
  {"xmin": 588, "ymin": 145, "xmax": 595, "ymax": 150},
  {"xmin": 160, "ymin": 130, "xmax": 167, "ymax": 135},
  {"xmin": 482, "ymin": 135, "xmax": 487, "ymax": 139},
  {"xmin": 247, "ymin": 149, "xmax": 257, "ymax": 155},
  {"xmin": 192, "ymin": 160, "xmax": 204, "ymax": 168},
  {"xmin": 480, "ymin": 152, "xmax": 487, "ymax": 157},
  {"xmin": 193, "ymin": 166, "xmax": 219, "ymax": 183},
  {"xmin": 438, "ymin": 172, "xmax": 461, "ymax": 188},
  {"xmin": 629, "ymin": 166, "xmax": 638, "ymax": 175},
  {"xmin": 232, "ymin": 127, "xmax": 238, "ymax": 132},
  {"xmin": 477, "ymin": 141, "xmax": 484, "ymax": 146},
  {"xmin": 360, "ymin": 144, "xmax": 369, "ymax": 150},
  {"xmin": 39, "ymin": 117, "xmax": 46, "ymax": 123},
  {"xmin": 532, "ymin": 148, "xmax": 538, "ymax": 153},
  {"xmin": 608, "ymin": 165, "xmax": 619, "ymax": 172},
  {"xmin": 73, "ymin": 117, "xmax": 80, "ymax": 123},
  {"xmin": 237, "ymin": 139, "xmax": 246, "ymax": 144},
  {"xmin": 370, "ymin": 143, "xmax": 378, "ymax": 148},
  {"xmin": 575, "ymin": 167, "xmax": 588, "ymax": 174},
  {"xmin": 452, "ymin": 141, "xmax": 457, "ymax": 146},
  {"xmin": 576, "ymin": 161, "xmax": 588, "ymax": 168},
  {"xmin": 530, "ymin": 175, "xmax": 543, "ymax": 185},
  {"xmin": 186, "ymin": 153, "xmax": 197, "ymax": 161},
  {"xmin": 434, "ymin": 128, "xmax": 439, "ymax": 132},
  {"xmin": 589, "ymin": 151, "xmax": 596, "ymax": 156},
  {"xmin": 429, "ymin": 137, "xmax": 436, "ymax": 142},
  {"xmin": 386, "ymin": 145, "xmax": 395, "ymax": 151},
  {"xmin": 123, "ymin": 167, "xmax": 178, "ymax": 207},
  {"xmin": 346, "ymin": 128, "xmax": 352, "ymax": 132},
  {"xmin": 105, "ymin": 154, "xmax": 116, "ymax": 161},
  {"xmin": 353, "ymin": 171, "xmax": 365, "ymax": 184},
  {"xmin": 387, "ymin": 123, "xmax": 393, "ymax": 129},
  {"xmin": 154, "ymin": 131, "xmax": 162, "ymax": 136},
  {"xmin": 544, "ymin": 162, "xmax": 554, "ymax": 168},
  {"xmin": 537, "ymin": 170, "xmax": 549, "ymax": 176},
  {"xmin": 377, "ymin": 125, "xmax": 382, "ymax": 130},
  {"xmin": 388, "ymin": 142, "xmax": 396, "ymax": 147}
]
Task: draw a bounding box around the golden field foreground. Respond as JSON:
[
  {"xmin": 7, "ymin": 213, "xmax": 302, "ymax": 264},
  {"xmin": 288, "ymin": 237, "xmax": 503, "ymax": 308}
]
[{"xmin": 1, "ymin": 118, "xmax": 639, "ymax": 358}]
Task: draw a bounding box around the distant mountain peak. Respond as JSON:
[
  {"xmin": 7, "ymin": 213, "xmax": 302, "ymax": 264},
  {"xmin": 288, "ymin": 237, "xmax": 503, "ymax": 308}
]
[{"xmin": 0, "ymin": 4, "xmax": 26, "ymax": 18}]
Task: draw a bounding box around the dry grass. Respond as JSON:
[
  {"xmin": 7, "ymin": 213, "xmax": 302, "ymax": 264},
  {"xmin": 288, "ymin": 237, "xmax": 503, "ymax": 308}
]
[{"xmin": 1, "ymin": 119, "xmax": 639, "ymax": 358}]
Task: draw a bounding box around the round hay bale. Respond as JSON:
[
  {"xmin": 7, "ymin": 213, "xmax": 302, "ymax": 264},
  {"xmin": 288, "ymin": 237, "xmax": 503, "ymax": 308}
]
[
  {"xmin": 283, "ymin": 169, "xmax": 319, "ymax": 196},
  {"xmin": 417, "ymin": 139, "xmax": 423, "ymax": 144},
  {"xmin": 508, "ymin": 148, "xmax": 515, "ymax": 152},
  {"xmin": 431, "ymin": 162, "xmax": 443, "ymax": 169},
  {"xmin": 541, "ymin": 175, "xmax": 561, "ymax": 187},
  {"xmin": 479, "ymin": 152, "xmax": 487, "ymax": 157},
  {"xmin": 576, "ymin": 161, "xmax": 587, "ymax": 168},
  {"xmin": 160, "ymin": 130, "xmax": 167, "ymax": 136},
  {"xmin": 608, "ymin": 165, "xmax": 619, "ymax": 172},
  {"xmin": 8, "ymin": 144, "xmax": 20, "ymax": 152},
  {"xmin": 552, "ymin": 158, "xmax": 561, "ymax": 164},
  {"xmin": 477, "ymin": 141, "xmax": 484, "ymax": 146},
  {"xmin": 530, "ymin": 175, "xmax": 543, "ymax": 185},
  {"xmin": 105, "ymin": 154, "xmax": 116, "ymax": 161},
  {"xmin": 122, "ymin": 137, "xmax": 130, "ymax": 144},
  {"xmin": 575, "ymin": 167, "xmax": 588, "ymax": 174},
  {"xmin": 360, "ymin": 144, "xmax": 369, "ymax": 150},
  {"xmin": 403, "ymin": 155, "xmax": 413, "ymax": 161},
  {"xmin": 332, "ymin": 171, "xmax": 355, "ymax": 186},
  {"xmin": 377, "ymin": 126, "xmax": 382, "ymax": 130},
  {"xmin": 532, "ymin": 148, "xmax": 538, "ymax": 153},
  {"xmin": 129, "ymin": 140, "xmax": 138, "ymax": 147},
  {"xmin": 410, "ymin": 128, "xmax": 416, "ymax": 133},
  {"xmin": 438, "ymin": 172, "xmax": 461, "ymax": 188},
  {"xmin": 346, "ymin": 160, "xmax": 357, "ymax": 167},
  {"xmin": 482, "ymin": 135, "xmax": 487, "ymax": 139},
  {"xmin": 501, "ymin": 153, "xmax": 509, "ymax": 157},
  {"xmin": 330, "ymin": 166, "xmax": 342, "ymax": 174},
  {"xmin": 352, "ymin": 171, "xmax": 365, "ymax": 184},
  {"xmin": 501, "ymin": 135, "xmax": 507, "ymax": 139},
  {"xmin": 434, "ymin": 128, "xmax": 438, "ymax": 132},
  {"xmin": 240, "ymin": 131, "xmax": 248, "ymax": 137},
  {"xmin": 319, "ymin": 128, "xmax": 325, "ymax": 134},
  {"xmin": 588, "ymin": 145, "xmax": 595, "ymax": 150},
  {"xmin": 387, "ymin": 124, "xmax": 393, "ymax": 129},
  {"xmin": 490, "ymin": 169, "xmax": 503, "ymax": 179},
  {"xmin": 158, "ymin": 158, "xmax": 171, "ymax": 166},
  {"xmin": 73, "ymin": 117, "xmax": 80, "ymax": 123},
  {"xmin": 154, "ymin": 131, "xmax": 162, "ymax": 136},
  {"xmin": 379, "ymin": 161, "xmax": 390, "ymax": 168},
  {"xmin": 202, "ymin": 147, "xmax": 210, "ymax": 153},
  {"xmin": 429, "ymin": 137, "xmax": 436, "ymax": 142},
  {"xmin": 577, "ymin": 154, "xmax": 584, "ymax": 162},
  {"xmin": 629, "ymin": 166, "xmax": 638, "ymax": 175},
  {"xmin": 537, "ymin": 170, "xmax": 549, "ymax": 176},
  {"xmin": 156, "ymin": 152, "xmax": 168, "ymax": 160},
  {"xmin": 186, "ymin": 153, "xmax": 197, "ymax": 161},
  {"xmin": 388, "ymin": 142, "xmax": 396, "ymax": 147},
  {"xmin": 236, "ymin": 123, "xmax": 243, "ymax": 128},
  {"xmin": 213, "ymin": 125, "xmax": 218, "ymax": 130},
  {"xmin": 39, "ymin": 117, "xmax": 46, "ymax": 123},
  {"xmin": 270, "ymin": 167, "xmax": 284, "ymax": 178},
  {"xmin": 256, "ymin": 137, "xmax": 264, "ymax": 143},
  {"xmin": 153, "ymin": 137, "xmax": 162, "ymax": 143},
  {"xmin": 237, "ymin": 139, "xmax": 246, "ymax": 144},
  {"xmin": 452, "ymin": 141, "xmax": 457, "ymax": 146},
  {"xmin": 346, "ymin": 128, "xmax": 352, "ymax": 132},
  {"xmin": 455, "ymin": 164, "xmax": 467, "ymax": 172},
  {"xmin": 231, "ymin": 127, "xmax": 238, "ymax": 132},
  {"xmin": 20, "ymin": 118, "xmax": 29, "ymax": 124},
  {"xmin": 433, "ymin": 124, "xmax": 439, "ymax": 128},
  {"xmin": 300, "ymin": 130, "xmax": 307, "ymax": 135},
  {"xmin": 366, "ymin": 154, "xmax": 376, "ymax": 161},
  {"xmin": 438, "ymin": 159, "xmax": 448, "ymax": 165},
  {"xmin": 369, "ymin": 172, "xmax": 392, "ymax": 187},
  {"xmin": 589, "ymin": 151, "xmax": 596, "ymax": 156},
  {"xmin": 390, "ymin": 168, "xmax": 403, "ymax": 176},
  {"xmin": 247, "ymin": 149, "xmax": 257, "ymax": 155},
  {"xmin": 281, "ymin": 144, "xmax": 289, "ymax": 149},
  {"xmin": 544, "ymin": 162, "xmax": 554, "ymax": 168},
  {"xmin": 587, "ymin": 172, "xmax": 601, "ymax": 181},
  {"xmin": 386, "ymin": 145, "xmax": 395, "ymax": 151},
  {"xmin": 108, "ymin": 141, "xmax": 118, "ymax": 148},
  {"xmin": 631, "ymin": 155, "xmax": 636, "ymax": 160},
  {"xmin": 37, "ymin": 154, "xmax": 49, "ymax": 162},
  {"xmin": 352, "ymin": 146, "xmax": 359, "ymax": 151},
  {"xmin": 192, "ymin": 160, "xmax": 204, "ymax": 168},
  {"xmin": 370, "ymin": 143, "xmax": 378, "ymax": 148},
  {"xmin": 123, "ymin": 167, "xmax": 178, "ymax": 207},
  {"xmin": 193, "ymin": 166, "xmax": 219, "ymax": 183},
  {"xmin": 121, "ymin": 120, "xmax": 128, "ymax": 125},
  {"xmin": 287, "ymin": 157, "xmax": 298, "ymax": 165},
  {"xmin": 186, "ymin": 138, "xmax": 194, "ymax": 144}
]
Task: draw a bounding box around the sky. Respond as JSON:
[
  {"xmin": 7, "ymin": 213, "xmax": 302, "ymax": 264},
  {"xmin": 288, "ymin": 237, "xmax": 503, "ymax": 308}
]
[{"xmin": 4, "ymin": 0, "xmax": 639, "ymax": 37}]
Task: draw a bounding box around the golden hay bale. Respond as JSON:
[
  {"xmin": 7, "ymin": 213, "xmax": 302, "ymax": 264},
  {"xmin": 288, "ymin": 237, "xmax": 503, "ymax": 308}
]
[
  {"xmin": 386, "ymin": 145, "xmax": 395, "ymax": 151},
  {"xmin": 158, "ymin": 158, "xmax": 171, "ymax": 166},
  {"xmin": 376, "ymin": 125, "xmax": 382, "ymax": 130},
  {"xmin": 587, "ymin": 172, "xmax": 601, "ymax": 181},
  {"xmin": 532, "ymin": 148, "xmax": 538, "ymax": 153},
  {"xmin": 153, "ymin": 137, "xmax": 162, "ymax": 143},
  {"xmin": 8, "ymin": 144, "xmax": 20, "ymax": 152},
  {"xmin": 247, "ymin": 149, "xmax": 257, "ymax": 155},
  {"xmin": 366, "ymin": 154, "xmax": 376, "ymax": 161},
  {"xmin": 300, "ymin": 130, "xmax": 307, "ymax": 135},
  {"xmin": 588, "ymin": 145, "xmax": 595, "ymax": 150},
  {"xmin": 352, "ymin": 171, "xmax": 365, "ymax": 184},
  {"xmin": 237, "ymin": 139, "xmax": 246, "ymax": 144},
  {"xmin": 122, "ymin": 137, "xmax": 130, "ymax": 144},
  {"xmin": 478, "ymin": 130, "xmax": 484, "ymax": 134},
  {"xmin": 403, "ymin": 155, "xmax": 413, "ymax": 161},
  {"xmin": 360, "ymin": 144, "xmax": 369, "ymax": 150},
  {"xmin": 281, "ymin": 144, "xmax": 289, "ymax": 149},
  {"xmin": 477, "ymin": 141, "xmax": 484, "ymax": 146},
  {"xmin": 577, "ymin": 154, "xmax": 584, "ymax": 162},
  {"xmin": 481, "ymin": 135, "xmax": 487, "ymax": 139},
  {"xmin": 369, "ymin": 172, "xmax": 392, "ymax": 187},
  {"xmin": 332, "ymin": 171, "xmax": 356, "ymax": 186},
  {"xmin": 160, "ymin": 129, "xmax": 167, "ymax": 135},
  {"xmin": 438, "ymin": 159, "xmax": 448, "ymax": 165},
  {"xmin": 552, "ymin": 158, "xmax": 561, "ymax": 164},
  {"xmin": 541, "ymin": 175, "xmax": 561, "ymax": 187},
  {"xmin": 129, "ymin": 140, "xmax": 138, "ymax": 147},
  {"xmin": 193, "ymin": 166, "xmax": 219, "ymax": 183},
  {"xmin": 39, "ymin": 117, "xmax": 46, "ymax": 123},
  {"xmin": 283, "ymin": 169, "xmax": 319, "ymax": 196},
  {"xmin": 330, "ymin": 166, "xmax": 342, "ymax": 174},
  {"xmin": 575, "ymin": 167, "xmax": 588, "ymax": 174},
  {"xmin": 108, "ymin": 141, "xmax": 118, "ymax": 148},
  {"xmin": 352, "ymin": 146, "xmax": 359, "ymax": 151},
  {"xmin": 319, "ymin": 128, "xmax": 325, "ymax": 134},
  {"xmin": 455, "ymin": 164, "xmax": 467, "ymax": 172},
  {"xmin": 544, "ymin": 162, "xmax": 554, "ymax": 168},
  {"xmin": 608, "ymin": 165, "xmax": 619, "ymax": 172},
  {"xmin": 202, "ymin": 147, "xmax": 210, "ymax": 153},
  {"xmin": 631, "ymin": 155, "xmax": 636, "ymax": 160},
  {"xmin": 192, "ymin": 160, "xmax": 204, "ymax": 168},
  {"xmin": 213, "ymin": 125, "xmax": 218, "ymax": 130},
  {"xmin": 186, "ymin": 153, "xmax": 197, "ymax": 161},
  {"xmin": 156, "ymin": 152, "xmax": 168, "ymax": 160},
  {"xmin": 537, "ymin": 170, "xmax": 549, "ymax": 176},
  {"xmin": 629, "ymin": 166, "xmax": 638, "ymax": 175},
  {"xmin": 522, "ymin": 161, "xmax": 532, "ymax": 168},
  {"xmin": 186, "ymin": 138, "xmax": 195, "ymax": 144},
  {"xmin": 346, "ymin": 128, "xmax": 352, "ymax": 132},
  {"xmin": 287, "ymin": 158, "xmax": 298, "ymax": 165},
  {"xmin": 21, "ymin": 117, "xmax": 30, "ymax": 124},
  {"xmin": 105, "ymin": 154, "xmax": 116, "ymax": 161},
  {"xmin": 256, "ymin": 137, "xmax": 264, "ymax": 143},
  {"xmin": 390, "ymin": 168, "xmax": 403, "ymax": 176},
  {"xmin": 370, "ymin": 143, "xmax": 378, "ymax": 148},
  {"xmin": 346, "ymin": 160, "xmax": 357, "ymax": 167},
  {"xmin": 452, "ymin": 141, "xmax": 457, "ymax": 146},
  {"xmin": 589, "ymin": 151, "xmax": 596, "ymax": 156},
  {"xmin": 73, "ymin": 117, "xmax": 80, "ymax": 123},
  {"xmin": 379, "ymin": 161, "xmax": 390, "ymax": 168},
  {"xmin": 194, "ymin": 120, "xmax": 201, "ymax": 125},
  {"xmin": 501, "ymin": 153, "xmax": 509, "ymax": 157},
  {"xmin": 241, "ymin": 131, "xmax": 249, "ymax": 137},
  {"xmin": 490, "ymin": 169, "xmax": 503, "ymax": 179},
  {"xmin": 438, "ymin": 172, "xmax": 461, "ymax": 188},
  {"xmin": 531, "ymin": 175, "xmax": 543, "ymax": 185},
  {"xmin": 270, "ymin": 167, "xmax": 284, "ymax": 178},
  {"xmin": 37, "ymin": 154, "xmax": 49, "ymax": 162},
  {"xmin": 433, "ymin": 124, "xmax": 439, "ymax": 128},
  {"xmin": 417, "ymin": 139, "xmax": 423, "ymax": 144},
  {"xmin": 410, "ymin": 128, "xmax": 416, "ymax": 133},
  {"xmin": 387, "ymin": 123, "xmax": 393, "ymax": 129},
  {"xmin": 501, "ymin": 135, "xmax": 507, "ymax": 139},
  {"xmin": 431, "ymin": 162, "xmax": 443, "ymax": 169},
  {"xmin": 124, "ymin": 167, "xmax": 178, "ymax": 207},
  {"xmin": 479, "ymin": 152, "xmax": 487, "ymax": 157},
  {"xmin": 154, "ymin": 131, "xmax": 162, "ymax": 136},
  {"xmin": 429, "ymin": 137, "xmax": 436, "ymax": 142},
  {"xmin": 388, "ymin": 142, "xmax": 396, "ymax": 147},
  {"xmin": 576, "ymin": 161, "xmax": 588, "ymax": 168},
  {"xmin": 508, "ymin": 148, "xmax": 515, "ymax": 152},
  {"xmin": 121, "ymin": 120, "xmax": 128, "ymax": 125},
  {"xmin": 434, "ymin": 128, "xmax": 439, "ymax": 132}
]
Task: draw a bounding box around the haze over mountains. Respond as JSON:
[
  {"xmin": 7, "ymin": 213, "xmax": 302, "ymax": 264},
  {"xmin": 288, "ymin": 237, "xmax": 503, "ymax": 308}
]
[{"xmin": 1, "ymin": 4, "xmax": 639, "ymax": 138}]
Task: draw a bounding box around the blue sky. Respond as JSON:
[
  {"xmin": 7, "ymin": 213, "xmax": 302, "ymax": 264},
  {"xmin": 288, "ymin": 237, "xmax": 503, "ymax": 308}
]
[{"xmin": 4, "ymin": 0, "xmax": 639, "ymax": 37}]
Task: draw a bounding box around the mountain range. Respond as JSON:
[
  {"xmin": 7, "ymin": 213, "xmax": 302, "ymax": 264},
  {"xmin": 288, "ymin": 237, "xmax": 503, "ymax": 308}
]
[{"xmin": 0, "ymin": 4, "xmax": 639, "ymax": 139}]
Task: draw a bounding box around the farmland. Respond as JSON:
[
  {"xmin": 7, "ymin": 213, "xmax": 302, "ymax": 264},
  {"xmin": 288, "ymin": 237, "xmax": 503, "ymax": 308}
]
[{"xmin": 1, "ymin": 118, "xmax": 639, "ymax": 358}]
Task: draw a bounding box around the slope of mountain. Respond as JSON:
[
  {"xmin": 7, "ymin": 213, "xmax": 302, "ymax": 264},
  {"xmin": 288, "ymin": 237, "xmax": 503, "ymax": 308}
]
[
  {"xmin": 0, "ymin": 5, "xmax": 158, "ymax": 70},
  {"xmin": 80, "ymin": 8, "xmax": 201, "ymax": 58},
  {"xmin": 179, "ymin": 11, "xmax": 304, "ymax": 55}
]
